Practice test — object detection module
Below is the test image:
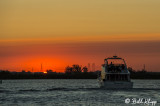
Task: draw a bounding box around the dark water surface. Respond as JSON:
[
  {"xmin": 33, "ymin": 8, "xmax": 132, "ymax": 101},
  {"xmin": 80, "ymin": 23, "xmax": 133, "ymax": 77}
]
[{"xmin": 0, "ymin": 79, "xmax": 160, "ymax": 106}]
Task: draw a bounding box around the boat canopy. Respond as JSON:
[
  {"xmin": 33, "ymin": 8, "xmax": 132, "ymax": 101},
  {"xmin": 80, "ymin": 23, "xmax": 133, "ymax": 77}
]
[{"xmin": 105, "ymin": 56, "xmax": 122, "ymax": 60}]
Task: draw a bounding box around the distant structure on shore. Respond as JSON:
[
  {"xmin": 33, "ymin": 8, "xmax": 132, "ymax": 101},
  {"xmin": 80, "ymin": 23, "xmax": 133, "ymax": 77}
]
[
  {"xmin": 88, "ymin": 63, "xmax": 90, "ymax": 72},
  {"xmin": 87, "ymin": 63, "xmax": 96, "ymax": 72},
  {"xmin": 92, "ymin": 63, "xmax": 95, "ymax": 72},
  {"xmin": 41, "ymin": 63, "xmax": 43, "ymax": 72},
  {"xmin": 143, "ymin": 64, "xmax": 146, "ymax": 71}
]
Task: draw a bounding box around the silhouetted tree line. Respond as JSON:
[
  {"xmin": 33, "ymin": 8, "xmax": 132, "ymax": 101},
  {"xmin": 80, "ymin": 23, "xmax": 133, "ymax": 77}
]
[
  {"xmin": 128, "ymin": 67, "xmax": 160, "ymax": 79},
  {"xmin": 65, "ymin": 64, "xmax": 88, "ymax": 73},
  {"xmin": 0, "ymin": 64, "xmax": 98, "ymax": 79},
  {"xmin": 0, "ymin": 66, "xmax": 160, "ymax": 79}
]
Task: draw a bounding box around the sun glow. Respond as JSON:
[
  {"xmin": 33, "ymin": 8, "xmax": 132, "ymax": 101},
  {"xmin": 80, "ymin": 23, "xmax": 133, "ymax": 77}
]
[
  {"xmin": 17, "ymin": 56, "xmax": 70, "ymax": 72},
  {"xmin": 43, "ymin": 72, "xmax": 47, "ymax": 74}
]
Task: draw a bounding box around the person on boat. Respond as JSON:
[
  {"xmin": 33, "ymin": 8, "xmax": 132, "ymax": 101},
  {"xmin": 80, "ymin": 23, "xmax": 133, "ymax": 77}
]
[
  {"xmin": 110, "ymin": 62, "xmax": 114, "ymax": 72},
  {"xmin": 122, "ymin": 64, "xmax": 125, "ymax": 70}
]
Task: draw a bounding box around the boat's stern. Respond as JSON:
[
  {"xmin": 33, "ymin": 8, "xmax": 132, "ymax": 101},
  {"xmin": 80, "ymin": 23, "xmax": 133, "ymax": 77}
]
[
  {"xmin": 100, "ymin": 81, "xmax": 133, "ymax": 89},
  {"xmin": 98, "ymin": 56, "xmax": 134, "ymax": 89}
]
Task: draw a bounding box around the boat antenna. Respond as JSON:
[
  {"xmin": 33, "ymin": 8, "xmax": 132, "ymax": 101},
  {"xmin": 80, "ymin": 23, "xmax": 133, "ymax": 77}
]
[{"xmin": 143, "ymin": 64, "xmax": 146, "ymax": 71}]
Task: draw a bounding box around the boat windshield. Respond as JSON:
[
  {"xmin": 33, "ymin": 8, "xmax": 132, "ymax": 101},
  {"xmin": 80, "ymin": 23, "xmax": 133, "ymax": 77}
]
[
  {"xmin": 107, "ymin": 59, "xmax": 126, "ymax": 72},
  {"xmin": 107, "ymin": 59, "xmax": 125, "ymax": 66}
]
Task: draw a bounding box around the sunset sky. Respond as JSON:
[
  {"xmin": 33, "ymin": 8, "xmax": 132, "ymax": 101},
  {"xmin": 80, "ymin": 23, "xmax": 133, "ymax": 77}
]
[{"xmin": 0, "ymin": 0, "xmax": 160, "ymax": 72}]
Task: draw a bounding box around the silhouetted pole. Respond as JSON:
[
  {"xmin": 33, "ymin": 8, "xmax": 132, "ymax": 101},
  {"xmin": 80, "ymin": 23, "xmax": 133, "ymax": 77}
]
[
  {"xmin": 88, "ymin": 63, "xmax": 90, "ymax": 72},
  {"xmin": 41, "ymin": 63, "xmax": 43, "ymax": 72},
  {"xmin": 92, "ymin": 63, "xmax": 95, "ymax": 72}
]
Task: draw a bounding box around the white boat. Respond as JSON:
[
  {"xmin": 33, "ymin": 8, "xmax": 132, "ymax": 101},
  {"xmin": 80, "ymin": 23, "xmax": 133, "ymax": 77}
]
[{"xmin": 98, "ymin": 56, "xmax": 133, "ymax": 89}]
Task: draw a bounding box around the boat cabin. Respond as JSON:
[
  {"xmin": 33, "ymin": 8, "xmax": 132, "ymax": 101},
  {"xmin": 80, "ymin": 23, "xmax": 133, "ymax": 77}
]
[{"xmin": 101, "ymin": 56, "xmax": 130, "ymax": 81}]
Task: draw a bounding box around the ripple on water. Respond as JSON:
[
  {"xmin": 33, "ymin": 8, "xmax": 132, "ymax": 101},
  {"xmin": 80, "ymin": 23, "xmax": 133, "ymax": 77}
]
[{"xmin": 0, "ymin": 79, "xmax": 160, "ymax": 106}]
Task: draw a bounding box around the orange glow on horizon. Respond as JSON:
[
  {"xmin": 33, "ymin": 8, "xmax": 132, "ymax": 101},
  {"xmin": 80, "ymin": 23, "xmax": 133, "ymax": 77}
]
[
  {"xmin": 0, "ymin": 34, "xmax": 160, "ymax": 72},
  {"xmin": 21, "ymin": 57, "xmax": 69, "ymax": 72},
  {"xmin": 43, "ymin": 72, "xmax": 47, "ymax": 74},
  {"xmin": 0, "ymin": 56, "xmax": 70, "ymax": 72}
]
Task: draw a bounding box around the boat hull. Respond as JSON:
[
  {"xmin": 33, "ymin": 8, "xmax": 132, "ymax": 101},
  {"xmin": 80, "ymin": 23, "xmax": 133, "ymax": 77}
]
[{"xmin": 99, "ymin": 80, "xmax": 133, "ymax": 89}]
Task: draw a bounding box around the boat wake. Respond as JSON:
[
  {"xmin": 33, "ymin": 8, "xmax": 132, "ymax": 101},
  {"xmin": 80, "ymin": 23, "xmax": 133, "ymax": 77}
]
[{"xmin": 1, "ymin": 87, "xmax": 160, "ymax": 94}]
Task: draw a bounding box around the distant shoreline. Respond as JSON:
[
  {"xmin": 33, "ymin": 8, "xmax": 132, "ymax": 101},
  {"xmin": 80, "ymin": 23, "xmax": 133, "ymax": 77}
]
[
  {"xmin": 1, "ymin": 79, "xmax": 160, "ymax": 80},
  {"xmin": 1, "ymin": 70, "xmax": 160, "ymax": 79}
]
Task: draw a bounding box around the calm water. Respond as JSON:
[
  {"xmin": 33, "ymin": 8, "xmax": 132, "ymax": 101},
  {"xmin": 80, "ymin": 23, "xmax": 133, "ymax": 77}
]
[{"xmin": 0, "ymin": 79, "xmax": 160, "ymax": 106}]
